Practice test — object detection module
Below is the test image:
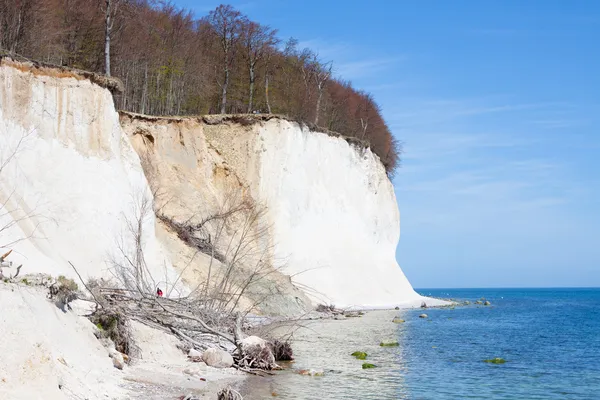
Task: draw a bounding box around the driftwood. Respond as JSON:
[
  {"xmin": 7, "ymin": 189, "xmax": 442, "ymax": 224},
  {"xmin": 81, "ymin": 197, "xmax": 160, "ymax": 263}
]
[
  {"xmin": 0, "ymin": 250, "xmax": 22, "ymax": 280},
  {"xmin": 217, "ymin": 386, "xmax": 243, "ymax": 400}
]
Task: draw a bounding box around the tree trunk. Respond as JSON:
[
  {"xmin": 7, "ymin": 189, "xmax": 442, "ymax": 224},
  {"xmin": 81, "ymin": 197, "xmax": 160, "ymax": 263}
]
[
  {"xmin": 314, "ymin": 88, "xmax": 323, "ymax": 125},
  {"xmin": 10, "ymin": 9, "xmax": 23, "ymax": 53},
  {"xmin": 265, "ymin": 73, "xmax": 271, "ymax": 114},
  {"xmin": 141, "ymin": 62, "xmax": 148, "ymax": 114},
  {"xmin": 104, "ymin": 0, "xmax": 112, "ymax": 76},
  {"xmin": 247, "ymin": 65, "xmax": 255, "ymax": 113},
  {"xmin": 220, "ymin": 67, "xmax": 229, "ymax": 114}
]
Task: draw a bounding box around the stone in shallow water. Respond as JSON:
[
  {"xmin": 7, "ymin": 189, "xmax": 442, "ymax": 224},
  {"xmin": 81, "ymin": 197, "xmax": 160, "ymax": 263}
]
[
  {"xmin": 419, "ymin": 314, "xmax": 428, "ymax": 318},
  {"xmin": 298, "ymin": 369, "xmax": 324, "ymax": 376},
  {"xmin": 483, "ymin": 358, "xmax": 506, "ymax": 364},
  {"xmin": 351, "ymin": 351, "xmax": 367, "ymax": 359}
]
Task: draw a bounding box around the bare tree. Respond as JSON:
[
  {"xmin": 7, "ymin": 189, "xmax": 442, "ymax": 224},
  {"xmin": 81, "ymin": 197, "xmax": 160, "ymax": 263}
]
[
  {"xmin": 314, "ymin": 60, "xmax": 332, "ymax": 126},
  {"xmin": 241, "ymin": 20, "xmax": 278, "ymax": 113},
  {"xmin": 206, "ymin": 5, "xmax": 243, "ymax": 114},
  {"xmin": 264, "ymin": 46, "xmax": 275, "ymax": 114},
  {"xmin": 100, "ymin": 0, "xmax": 126, "ymax": 76},
  {"xmin": 0, "ymin": 0, "xmax": 37, "ymax": 53},
  {"xmin": 108, "ymin": 193, "xmax": 158, "ymax": 295}
]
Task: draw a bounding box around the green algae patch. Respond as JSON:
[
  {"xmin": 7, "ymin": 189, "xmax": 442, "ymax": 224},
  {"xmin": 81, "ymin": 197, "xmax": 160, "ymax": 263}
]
[
  {"xmin": 362, "ymin": 363, "xmax": 376, "ymax": 369},
  {"xmin": 379, "ymin": 341, "xmax": 400, "ymax": 347},
  {"xmin": 484, "ymin": 358, "xmax": 506, "ymax": 364},
  {"xmin": 351, "ymin": 351, "xmax": 367, "ymax": 360}
]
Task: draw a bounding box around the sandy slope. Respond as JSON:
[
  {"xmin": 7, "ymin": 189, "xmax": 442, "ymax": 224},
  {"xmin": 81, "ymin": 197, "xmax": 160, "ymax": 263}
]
[{"xmin": 0, "ymin": 283, "xmax": 244, "ymax": 399}]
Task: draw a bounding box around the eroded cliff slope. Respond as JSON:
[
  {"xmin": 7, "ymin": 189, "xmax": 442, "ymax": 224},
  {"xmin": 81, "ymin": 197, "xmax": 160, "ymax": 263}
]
[{"xmin": 121, "ymin": 113, "xmax": 425, "ymax": 309}]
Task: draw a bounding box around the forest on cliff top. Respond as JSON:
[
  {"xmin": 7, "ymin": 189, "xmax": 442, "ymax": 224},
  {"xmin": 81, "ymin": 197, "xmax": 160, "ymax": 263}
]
[{"xmin": 0, "ymin": 0, "xmax": 400, "ymax": 173}]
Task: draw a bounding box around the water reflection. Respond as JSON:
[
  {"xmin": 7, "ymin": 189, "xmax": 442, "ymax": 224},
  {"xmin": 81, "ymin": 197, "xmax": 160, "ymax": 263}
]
[{"xmin": 240, "ymin": 310, "xmax": 409, "ymax": 399}]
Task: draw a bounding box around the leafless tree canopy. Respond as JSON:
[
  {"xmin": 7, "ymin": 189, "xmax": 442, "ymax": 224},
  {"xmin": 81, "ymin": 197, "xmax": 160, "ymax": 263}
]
[{"xmin": 0, "ymin": 1, "xmax": 401, "ymax": 174}]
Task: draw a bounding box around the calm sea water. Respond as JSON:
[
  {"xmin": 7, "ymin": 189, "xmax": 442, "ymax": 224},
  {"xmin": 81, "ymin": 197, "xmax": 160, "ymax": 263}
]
[{"xmin": 241, "ymin": 288, "xmax": 600, "ymax": 399}]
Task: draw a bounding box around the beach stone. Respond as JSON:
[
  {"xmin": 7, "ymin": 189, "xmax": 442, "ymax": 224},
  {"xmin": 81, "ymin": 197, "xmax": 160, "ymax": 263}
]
[
  {"xmin": 111, "ymin": 352, "xmax": 125, "ymax": 370},
  {"xmin": 464, "ymin": 301, "xmax": 471, "ymax": 305},
  {"xmin": 298, "ymin": 368, "xmax": 324, "ymax": 376},
  {"xmin": 484, "ymin": 301, "xmax": 491, "ymax": 306},
  {"xmin": 419, "ymin": 314, "xmax": 428, "ymax": 318},
  {"xmin": 202, "ymin": 348, "xmax": 234, "ymax": 368},
  {"xmin": 184, "ymin": 363, "xmax": 208, "ymax": 377},
  {"xmin": 241, "ymin": 335, "xmax": 268, "ymax": 349},
  {"xmin": 334, "ymin": 314, "xmax": 346, "ymax": 320},
  {"xmin": 475, "ymin": 300, "xmax": 483, "ymax": 305},
  {"xmin": 188, "ymin": 348, "xmax": 202, "ymax": 358},
  {"xmin": 394, "ymin": 306, "xmax": 400, "ymax": 310},
  {"xmin": 392, "ymin": 317, "xmax": 405, "ymax": 323}
]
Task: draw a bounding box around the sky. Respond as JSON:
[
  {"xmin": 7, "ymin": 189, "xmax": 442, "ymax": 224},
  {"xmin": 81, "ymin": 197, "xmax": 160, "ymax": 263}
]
[{"xmin": 175, "ymin": 0, "xmax": 600, "ymax": 288}]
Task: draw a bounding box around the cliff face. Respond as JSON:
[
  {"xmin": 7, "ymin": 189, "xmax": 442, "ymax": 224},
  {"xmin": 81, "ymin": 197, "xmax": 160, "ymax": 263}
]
[
  {"xmin": 0, "ymin": 59, "xmax": 180, "ymax": 289},
  {"xmin": 0, "ymin": 59, "xmax": 425, "ymax": 314},
  {"xmin": 255, "ymin": 120, "xmax": 420, "ymax": 308},
  {"xmin": 121, "ymin": 114, "xmax": 423, "ymax": 310}
]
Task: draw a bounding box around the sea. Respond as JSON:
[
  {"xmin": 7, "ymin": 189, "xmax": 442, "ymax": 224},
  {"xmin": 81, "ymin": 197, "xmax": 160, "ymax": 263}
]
[{"xmin": 241, "ymin": 288, "xmax": 600, "ymax": 399}]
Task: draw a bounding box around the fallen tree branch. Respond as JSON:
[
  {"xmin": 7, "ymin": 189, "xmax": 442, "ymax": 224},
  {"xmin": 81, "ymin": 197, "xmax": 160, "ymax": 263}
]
[
  {"xmin": 170, "ymin": 327, "xmax": 210, "ymax": 351},
  {"xmin": 231, "ymin": 364, "xmax": 275, "ymax": 376},
  {"xmin": 69, "ymin": 261, "xmax": 102, "ymax": 310}
]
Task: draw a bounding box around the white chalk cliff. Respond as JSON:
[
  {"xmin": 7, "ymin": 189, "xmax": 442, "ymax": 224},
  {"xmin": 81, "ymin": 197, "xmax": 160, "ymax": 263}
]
[
  {"xmin": 0, "ymin": 59, "xmax": 179, "ymax": 289},
  {"xmin": 1, "ymin": 59, "xmax": 431, "ymax": 312},
  {"xmin": 256, "ymin": 120, "xmax": 421, "ymax": 308}
]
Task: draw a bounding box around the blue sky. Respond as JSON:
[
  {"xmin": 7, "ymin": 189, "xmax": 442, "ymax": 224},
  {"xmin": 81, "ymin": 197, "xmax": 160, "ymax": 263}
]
[{"xmin": 175, "ymin": 0, "xmax": 600, "ymax": 288}]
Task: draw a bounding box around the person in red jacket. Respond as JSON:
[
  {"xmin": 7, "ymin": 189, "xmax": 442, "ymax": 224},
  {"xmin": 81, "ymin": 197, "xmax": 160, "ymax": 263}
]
[{"xmin": 156, "ymin": 287, "xmax": 163, "ymax": 297}]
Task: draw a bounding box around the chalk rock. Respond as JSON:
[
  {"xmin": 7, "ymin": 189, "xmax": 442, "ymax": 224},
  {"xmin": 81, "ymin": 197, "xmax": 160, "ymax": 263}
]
[
  {"xmin": 298, "ymin": 368, "xmax": 324, "ymax": 376},
  {"xmin": 111, "ymin": 352, "xmax": 125, "ymax": 370},
  {"xmin": 188, "ymin": 348, "xmax": 203, "ymax": 358},
  {"xmin": 202, "ymin": 348, "xmax": 233, "ymax": 368},
  {"xmin": 184, "ymin": 363, "xmax": 208, "ymax": 377}
]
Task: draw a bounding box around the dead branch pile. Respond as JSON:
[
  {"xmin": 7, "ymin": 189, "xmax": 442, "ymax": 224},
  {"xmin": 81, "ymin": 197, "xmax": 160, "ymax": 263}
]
[
  {"xmin": 88, "ymin": 287, "xmax": 240, "ymax": 355},
  {"xmin": 0, "ymin": 250, "xmax": 21, "ymax": 280},
  {"xmin": 90, "ymin": 308, "xmax": 136, "ymax": 356},
  {"xmin": 270, "ymin": 339, "xmax": 294, "ymax": 361},
  {"xmin": 157, "ymin": 215, "xmax": 226, "ymax": 264},
  {"xmin": 217, "ymin": 386, "xmax": 243, "ymax": 400},
  {"xmin": 48, "ymin": 275, "xmax": 79, "ymax": 311},
  {"xmin": 236, "ymin": 343, "xmax": 275, "ymax": 370}
]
